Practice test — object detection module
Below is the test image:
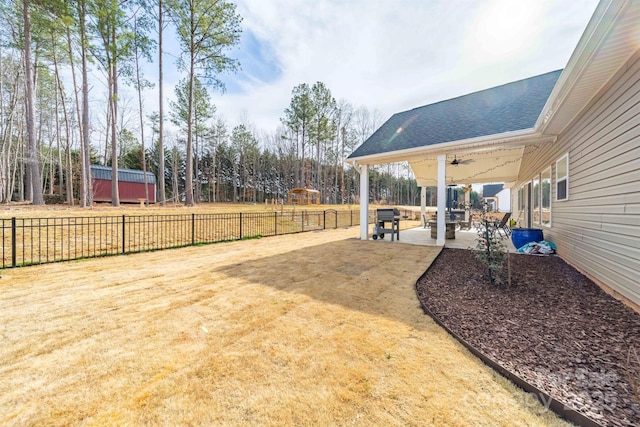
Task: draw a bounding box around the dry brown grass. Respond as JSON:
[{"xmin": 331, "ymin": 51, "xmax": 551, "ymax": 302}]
[
  {"xmin": 1, "ymin": 202, "xmax": 361, "ymax": 218},
  {"xmin": 1, "ymin": 203, "xmax": 370, "ymax": 267},
  {"xmin": 0, "ymin": 226, "xmax": 569, "ymax": 426}
]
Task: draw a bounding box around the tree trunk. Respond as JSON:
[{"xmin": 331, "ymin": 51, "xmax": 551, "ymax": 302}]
[
  {"xmin": 171, "ymin": 147, "xmax": 179, "ymax": 203},
  {"xmin": 134, "ymin": 29, "xmax": 149, "ymax": 205},
  {"xmin": 194, "ymin": 111, "xmax": 199, "ymax": 203},
  {"xmin": 54, "ymin": 44, "xmax": 73, "ymax": 203},
  {"xmin": 73, "ymin": 3, "xmax": 92, "ymax": 207},
  {"xmin": 65, "ymin": 135, "xmax": 74, "ymax": 205},
  {"xmin": 23, "ymin": 0, "xmax": 44, "ymax": 205},
  {"xmin": 157, "ymin": 0, "xmax": 166, "ymax": 205},
  {"xmin": 184, "ymin": 52, "xmax": 195, "ymax": 205},
  {"xmin": 110, "ymin": 23, "xmax": 120, "ymax": 206}
]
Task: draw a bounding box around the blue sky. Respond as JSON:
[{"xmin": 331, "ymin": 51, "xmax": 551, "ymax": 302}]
[
  {"xmin": 221, "ymin": 28, "xmax": 283, "ymax": 95},
  {"xmin": 150, "ymin": 0, "xmax": 601, "ymax": 134}
]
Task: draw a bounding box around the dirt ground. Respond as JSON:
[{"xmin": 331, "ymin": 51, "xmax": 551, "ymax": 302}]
[
  {"xmin": 0, "ymin": 226, "xmax": 569, "ymax": 426},
  {"xmin": 417, "ymin": 248, "xmax": 640, "ymax": 427}
]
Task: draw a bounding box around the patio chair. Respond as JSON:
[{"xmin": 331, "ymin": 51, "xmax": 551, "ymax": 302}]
[{"xmin": 495, "ymin": 212, "xmax": 511, "ymax": 237}]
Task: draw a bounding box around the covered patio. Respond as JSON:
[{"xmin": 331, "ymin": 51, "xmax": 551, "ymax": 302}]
[
  {"xmin": 348, "ymin": 70, "xmax": 561, "ymax": 245},
  {"xmin": 370, "ymin": 221, "xmax": 518, "ymax": 252}
]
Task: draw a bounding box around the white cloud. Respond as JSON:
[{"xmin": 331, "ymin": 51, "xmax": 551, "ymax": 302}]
[{"xmin": 139, "ymin": 0, "xmax": 601, "ymax": 135}]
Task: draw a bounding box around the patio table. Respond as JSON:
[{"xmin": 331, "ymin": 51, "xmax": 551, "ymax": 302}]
[{"xmin": 428, "ymin": 221, "xmax": 456, "ymax": 239}]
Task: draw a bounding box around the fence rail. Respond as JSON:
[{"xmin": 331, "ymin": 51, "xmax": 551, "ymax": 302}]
[{"xmin": 1, "ymin": 209, "xmax": 390, "ymax": 269}]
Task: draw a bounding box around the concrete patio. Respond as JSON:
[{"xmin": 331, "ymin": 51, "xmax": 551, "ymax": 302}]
[{"xmin": 374, "ymin": 225, "xmax": 517, "ymax": 252}]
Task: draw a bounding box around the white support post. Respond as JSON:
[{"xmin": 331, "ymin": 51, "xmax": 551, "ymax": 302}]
[
  {"xmin": 420, "ymin": 186, "xmax": 426, "ymax": 227},
  {"xmin": 437, "ymin": 155, "xmax": 446, "ymax": 246},
  {"xmin": 465, "ymin": 188, "xmax": 471, "ymax": 222},
  {"xmin": 359, "ymin": 164, "xmax": 369, "ymax": 240}
]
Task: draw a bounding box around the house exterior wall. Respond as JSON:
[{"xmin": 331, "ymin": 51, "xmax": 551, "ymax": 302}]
[
  {"xmin": 514, "ymin": 50, "xmax": 640, "ymax": 307},
  {"xmin": 496, "ymin": 189, "xmax": 511, "ymax": 212}
]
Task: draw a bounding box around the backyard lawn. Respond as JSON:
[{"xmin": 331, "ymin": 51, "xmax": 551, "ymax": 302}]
[{"xmin": 0, "ymin": 223, "xmax": 569, "ymax": 426}]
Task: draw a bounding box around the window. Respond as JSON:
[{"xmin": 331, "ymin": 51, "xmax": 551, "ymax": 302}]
[
  {"xmin": 541, "ymin": 167, "xmax": 551, "ymax": 227},
  {"xmin": 532, "ymin": 175, "xmax": 540, "ymax": 224},
  {"xmin": 556, "ymin": 154, "xmax": 569, "ymax": 201}
]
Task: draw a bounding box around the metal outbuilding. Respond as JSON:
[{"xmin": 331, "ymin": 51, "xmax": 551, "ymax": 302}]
[{"xmin": 90, "ymin": 165, "xmax": 156, "ymax": 203}]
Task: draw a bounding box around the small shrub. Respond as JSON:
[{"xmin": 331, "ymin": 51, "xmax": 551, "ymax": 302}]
[{"xmin": 474, "ymin": 217, "xmax": 510, "ymax": 286}]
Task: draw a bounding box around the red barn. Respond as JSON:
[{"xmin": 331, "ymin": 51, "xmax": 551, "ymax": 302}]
[{"xmin": 91, "ymin": 165, "xmax": 156, "ymax": 203}]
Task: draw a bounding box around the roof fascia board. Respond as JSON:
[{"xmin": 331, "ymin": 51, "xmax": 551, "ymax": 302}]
[
  {"xmin": 536, "ymin": 0, "xmax": 627, "ymax": 133},
  {"xmin": 348, "ymin": 128, "xmax": 554, "ymax": 165}
]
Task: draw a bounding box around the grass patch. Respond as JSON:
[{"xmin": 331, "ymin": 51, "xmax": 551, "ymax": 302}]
[{"xmin": 0, "ymin": 227, "xmax": 568, "ymax": 426}]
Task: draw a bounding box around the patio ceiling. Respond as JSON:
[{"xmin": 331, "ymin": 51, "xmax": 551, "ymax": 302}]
[
  {"xmin": 409, "ymin": 146, "xmax": 525, "ymax": 187},
  {"xmin": 353, "ymin": 130, "xmax": 556, "ymax": 187}
]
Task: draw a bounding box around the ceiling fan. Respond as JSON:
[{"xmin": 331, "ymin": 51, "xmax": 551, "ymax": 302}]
[{"xmin": 450, "ymin": 155, "xmax": 474, "ymax": 166}]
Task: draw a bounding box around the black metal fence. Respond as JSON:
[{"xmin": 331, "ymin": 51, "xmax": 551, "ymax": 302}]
[{"xmin": 1, "ymin": 209, "xmax": 391, "ymax": 269}]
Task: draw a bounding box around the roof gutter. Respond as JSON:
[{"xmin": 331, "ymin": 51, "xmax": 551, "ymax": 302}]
[{"xmin": 347, "ymin": 128, "xmax": 555, "ymax": 165}]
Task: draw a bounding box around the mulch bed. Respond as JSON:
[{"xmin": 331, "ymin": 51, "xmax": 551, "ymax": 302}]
[{"xmin": 415, "ymin": 248, "xmax": 640, "ymax": 427}]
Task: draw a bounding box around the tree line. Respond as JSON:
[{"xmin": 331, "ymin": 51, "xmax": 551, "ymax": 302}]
[{"xmin": 0, "ymin": 0, "xmax": 421, "ymax": 207}]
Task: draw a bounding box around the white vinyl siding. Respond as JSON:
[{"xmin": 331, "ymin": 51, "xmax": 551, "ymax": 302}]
[{"xmin": 517, "ymin": 51, "xmax": 640, "ymax": 306}]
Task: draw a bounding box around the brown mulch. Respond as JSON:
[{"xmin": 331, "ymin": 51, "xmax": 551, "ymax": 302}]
[{"xmin": 415, "ymin": 248, "xmax": 640, "ymax": 427}]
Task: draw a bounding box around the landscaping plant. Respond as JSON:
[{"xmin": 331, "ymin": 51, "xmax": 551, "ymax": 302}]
[{"xmin": 474, "ymin": 215, "xmax": 510, "ymax": 286}]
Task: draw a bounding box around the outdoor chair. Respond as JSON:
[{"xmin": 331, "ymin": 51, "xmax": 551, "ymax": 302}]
[{"xmin": 495, "ymin": 212, "xmax": 512, "ymax": 238}]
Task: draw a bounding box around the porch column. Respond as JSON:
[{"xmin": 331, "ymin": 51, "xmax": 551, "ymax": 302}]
[
  {"xmin": 359, "ymin": 163, "xmax": 369, "ymax": 240},
  {"xmin": 420, "ymin": 186, "xmax": 426, "ymax": 227},
  {"xmin": 465, "ymin": 187, "xmax": 471, "ymax": 222},
  {"xmin": 436, "ymin": 155, "xmax": 446, "ymax": 246}
]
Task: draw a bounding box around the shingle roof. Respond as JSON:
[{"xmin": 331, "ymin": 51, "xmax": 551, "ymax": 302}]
[
  {"xmin": 482, "ymin": 184, "xmax": 504, "ymax": 198},
  {"xmin": 348, "ymin": 70, "xmax": 562, "ymax": 159}
]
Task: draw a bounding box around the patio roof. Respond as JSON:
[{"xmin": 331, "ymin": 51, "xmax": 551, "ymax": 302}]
[
  {"xmin": 347, "ymin": 71, "xmax": 562, "ymax": 186},
  {"xmin": 348, "ymin": 70, "xmax": 562, "ymax": 162}
]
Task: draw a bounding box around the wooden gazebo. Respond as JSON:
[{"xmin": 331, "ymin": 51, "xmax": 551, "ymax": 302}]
[{"xmin": 287, "ymin": 188, "xmax": 321, "ymax": 205}]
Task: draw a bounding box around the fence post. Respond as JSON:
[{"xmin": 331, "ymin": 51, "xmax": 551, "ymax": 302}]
[
  {"xmin": 323, "ymin": 210, "xmax": 326, "ymax": 230},
  {"xmin": 122, "ymin": 215, "xmax": 126, "ymax": 254},
  {"xmin": 192, "ymin": 213, "xmax": 195, "ymax": 246},
  {"xmin": 301, "ymin": 211, "xmax": 304, "ymax": 232},
  {"xmin": 239, "ymin": 212, "xmax": 243, "ymax": 240},
  {"xmin": 11, "ymin": 217, "xmax": 17, "ymax": 267},
  {"xmin": 274, "ymin": 211, "xmax": 278, "ymax": 235}
]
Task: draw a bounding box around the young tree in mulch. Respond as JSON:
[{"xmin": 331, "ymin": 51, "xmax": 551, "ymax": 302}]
[{"xmin": 473, "ymin": 216, "xmax": 511, "ymax": 286}]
